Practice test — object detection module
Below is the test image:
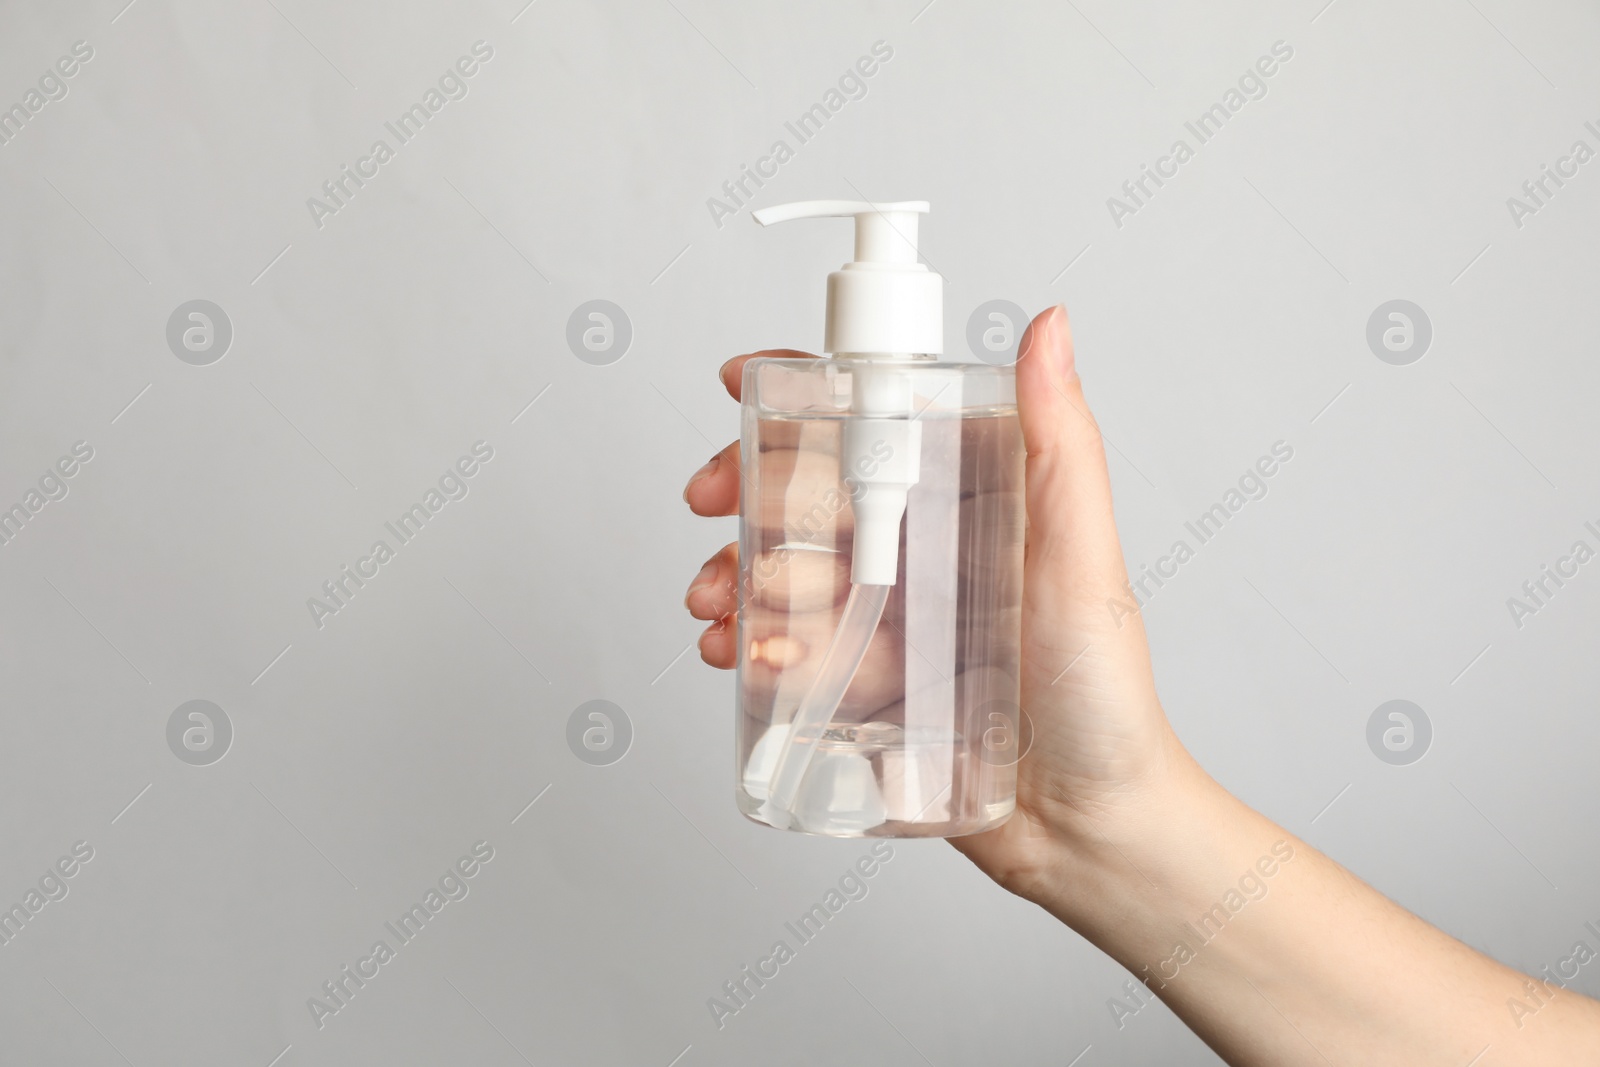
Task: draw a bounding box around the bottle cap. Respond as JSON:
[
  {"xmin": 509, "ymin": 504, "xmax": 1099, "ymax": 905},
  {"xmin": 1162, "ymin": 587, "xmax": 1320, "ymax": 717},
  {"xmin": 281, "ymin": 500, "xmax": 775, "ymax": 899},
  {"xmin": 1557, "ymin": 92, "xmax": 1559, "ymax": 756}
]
[{"xmin": 752, "ymin": 200, "xmax": 942, "ymax": 357}]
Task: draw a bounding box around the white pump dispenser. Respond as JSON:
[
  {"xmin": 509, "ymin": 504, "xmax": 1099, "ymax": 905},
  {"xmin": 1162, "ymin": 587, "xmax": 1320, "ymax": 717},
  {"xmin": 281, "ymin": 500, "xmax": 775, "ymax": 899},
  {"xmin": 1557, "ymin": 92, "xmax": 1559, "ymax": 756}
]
[
  {"xmin": 750, "ymin": 200, "xmax": 942, "ymax": 357},
  {"xmin": 749, "ymin": 200, "xmax": 945, "ymax": 828},
  {"xmin": 751, "ymin": 200, "xmax": 942, "ymax": 585}
]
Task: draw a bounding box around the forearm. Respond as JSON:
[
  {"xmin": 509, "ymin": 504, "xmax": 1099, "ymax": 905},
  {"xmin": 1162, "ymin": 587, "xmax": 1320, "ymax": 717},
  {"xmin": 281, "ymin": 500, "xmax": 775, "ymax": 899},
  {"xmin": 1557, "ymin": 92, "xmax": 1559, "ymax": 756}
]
[{"xmin": 1042, "ymin": 748, "xmax": 1600, "ymax": 1066}]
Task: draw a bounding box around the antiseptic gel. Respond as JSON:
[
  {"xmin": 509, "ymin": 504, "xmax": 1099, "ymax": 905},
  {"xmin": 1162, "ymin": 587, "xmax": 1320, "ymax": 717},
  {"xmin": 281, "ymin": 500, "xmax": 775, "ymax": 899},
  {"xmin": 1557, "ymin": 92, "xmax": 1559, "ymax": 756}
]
[{"xmin": 735, "ymin": 201, "xmax": 1025, "ymax": 837}]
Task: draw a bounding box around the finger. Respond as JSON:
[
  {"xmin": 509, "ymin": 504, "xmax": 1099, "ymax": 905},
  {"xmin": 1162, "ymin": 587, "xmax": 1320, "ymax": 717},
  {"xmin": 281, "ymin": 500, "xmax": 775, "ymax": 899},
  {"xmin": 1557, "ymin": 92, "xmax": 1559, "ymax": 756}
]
[
  {"xmin": 719, "ymin": 350, "xmax": 816, "ymax": 403},
  {"xmin": 684, "ymin": 439, "xmax": 741, "ymax": 517},
  {"xmin": 748, "ymin": 544, "xmax": 848, "ymax": 612},
  {"xmin": 688, "ymin": 351, "xmax": 822, "ymax": 516},
  {"xmin": 1014, "ymin": 305, "xmax": 1132, "ymax": 611},
  {"xmin": 699, "ymin": 616, "xmax": 736, "ymax": 669},
  {"xmin": 739, "ymin": 600, "xmax": 906, "ymax": 721},
  {"xmin": 688, "ymin": 438, "xmax": 862, "ymax": 539},
  {"xmin": 686, "ymin": 543, "xmax": 739, "ymax": 621}
]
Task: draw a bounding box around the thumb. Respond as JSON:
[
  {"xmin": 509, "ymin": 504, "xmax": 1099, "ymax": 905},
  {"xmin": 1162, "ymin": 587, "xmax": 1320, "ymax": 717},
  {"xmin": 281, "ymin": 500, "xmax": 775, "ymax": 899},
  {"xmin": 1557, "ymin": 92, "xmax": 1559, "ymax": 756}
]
[{"xmin": 1014, "ymin": 305, "xmax": 1137, "ymax": 623}]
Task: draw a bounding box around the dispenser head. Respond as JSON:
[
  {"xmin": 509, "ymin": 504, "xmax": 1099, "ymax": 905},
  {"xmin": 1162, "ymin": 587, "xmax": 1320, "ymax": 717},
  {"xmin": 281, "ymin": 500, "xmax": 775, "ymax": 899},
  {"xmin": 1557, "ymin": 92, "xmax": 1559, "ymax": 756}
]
[{"xmin": 752, "ymin": 200, "xmax": 942, "ymax": 357}]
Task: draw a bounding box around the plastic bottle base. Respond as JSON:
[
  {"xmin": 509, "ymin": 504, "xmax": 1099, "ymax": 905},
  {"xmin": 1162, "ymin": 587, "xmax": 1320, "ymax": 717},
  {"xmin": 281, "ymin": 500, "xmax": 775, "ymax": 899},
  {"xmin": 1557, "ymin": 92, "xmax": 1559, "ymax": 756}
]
[{"xmin": 737, "ymin": 793, "xmax": 1016, "ymax": 839}]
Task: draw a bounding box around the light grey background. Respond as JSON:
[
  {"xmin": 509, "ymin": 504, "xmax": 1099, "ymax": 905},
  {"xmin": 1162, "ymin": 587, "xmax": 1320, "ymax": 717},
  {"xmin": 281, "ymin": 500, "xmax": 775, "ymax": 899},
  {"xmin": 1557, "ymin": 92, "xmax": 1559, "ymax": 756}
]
[{"xmin": 1, "ymin": 0, "xmax": 1597, "ymax": 1063}]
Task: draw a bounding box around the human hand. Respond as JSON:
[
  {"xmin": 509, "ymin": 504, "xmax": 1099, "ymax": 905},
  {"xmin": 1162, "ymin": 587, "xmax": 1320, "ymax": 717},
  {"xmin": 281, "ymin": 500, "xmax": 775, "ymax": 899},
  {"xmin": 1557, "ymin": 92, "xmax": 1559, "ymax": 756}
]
[{"xmin": 682, "ymin": 307, "xmax": 1199, "ymax": 905}]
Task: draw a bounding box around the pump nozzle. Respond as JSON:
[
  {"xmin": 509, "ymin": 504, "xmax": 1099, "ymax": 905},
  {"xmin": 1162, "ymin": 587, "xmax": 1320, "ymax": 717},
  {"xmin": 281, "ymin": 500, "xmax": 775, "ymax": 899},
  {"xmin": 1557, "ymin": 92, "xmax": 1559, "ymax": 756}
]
[
  {"xmin": 751, "ymin": 200, "xmax": 942, "ymax": 357},
  {"xmin": 752, "ymin": 200, "xmax": 927, "ymax": 264}
]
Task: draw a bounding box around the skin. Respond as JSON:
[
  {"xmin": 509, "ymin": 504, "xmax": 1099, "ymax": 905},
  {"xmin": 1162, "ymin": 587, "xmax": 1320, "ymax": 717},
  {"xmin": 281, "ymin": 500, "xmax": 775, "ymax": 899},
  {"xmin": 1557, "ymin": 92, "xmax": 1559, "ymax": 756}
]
[{"xmin": 684, "ymin": 306, "xmax": 1600, "ymax": 1064}]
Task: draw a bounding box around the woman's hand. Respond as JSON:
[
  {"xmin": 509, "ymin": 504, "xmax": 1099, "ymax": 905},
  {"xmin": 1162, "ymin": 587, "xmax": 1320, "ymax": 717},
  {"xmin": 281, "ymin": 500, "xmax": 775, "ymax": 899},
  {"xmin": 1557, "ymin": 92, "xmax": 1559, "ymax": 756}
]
[{"xmin": 681, "ymin": 306, "xmax": 1195, "ymax": 898}]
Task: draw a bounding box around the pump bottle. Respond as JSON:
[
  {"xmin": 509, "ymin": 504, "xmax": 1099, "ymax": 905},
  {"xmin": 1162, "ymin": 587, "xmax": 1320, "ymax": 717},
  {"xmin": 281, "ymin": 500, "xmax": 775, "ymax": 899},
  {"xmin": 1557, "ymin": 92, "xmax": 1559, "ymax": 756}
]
[{"xmin": 735, "ymin": 200, "xmax": 1025, "ymax": 837}]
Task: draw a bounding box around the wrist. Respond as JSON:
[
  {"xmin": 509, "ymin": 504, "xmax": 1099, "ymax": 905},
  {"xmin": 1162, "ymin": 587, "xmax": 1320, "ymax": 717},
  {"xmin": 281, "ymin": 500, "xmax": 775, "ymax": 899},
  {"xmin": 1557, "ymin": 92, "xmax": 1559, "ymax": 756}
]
[{"xmin": 1033, "ymin": 744, "xmax": 1289, "ymax": 970}]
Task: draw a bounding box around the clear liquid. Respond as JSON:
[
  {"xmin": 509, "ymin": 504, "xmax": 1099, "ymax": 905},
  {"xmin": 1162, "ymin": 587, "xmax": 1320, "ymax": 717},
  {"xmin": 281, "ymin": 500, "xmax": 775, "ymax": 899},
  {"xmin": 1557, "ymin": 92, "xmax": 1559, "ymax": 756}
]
[{"xmin": 736, "ymin": 408, "xmax": 1025, "ymax": 837}]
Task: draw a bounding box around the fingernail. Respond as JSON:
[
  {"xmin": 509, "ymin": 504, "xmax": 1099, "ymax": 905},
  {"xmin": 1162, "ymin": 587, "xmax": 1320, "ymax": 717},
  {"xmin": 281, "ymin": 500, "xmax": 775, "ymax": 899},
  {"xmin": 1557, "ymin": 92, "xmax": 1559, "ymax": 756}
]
[
  {"xmin": 749, "ymin": 635, "xmax": 807, "ymax": 667},
  {"xmin": 683, "ymin": 453, "xmax": 720, "ymax": 500},
  {"xmin": 685, "ymin": 559, "xmax": 717, "ymax": 604},
  {"xmin": 1052, "ymin": 304, "xmax": 1076, "ymax": 380},
  {"xmin": 720, "ymin": 357, "xmax": 749, "ymax": 395},
  {"xmin": 699, "ymin": 617, "xmax": 730, "ymax": 651}
]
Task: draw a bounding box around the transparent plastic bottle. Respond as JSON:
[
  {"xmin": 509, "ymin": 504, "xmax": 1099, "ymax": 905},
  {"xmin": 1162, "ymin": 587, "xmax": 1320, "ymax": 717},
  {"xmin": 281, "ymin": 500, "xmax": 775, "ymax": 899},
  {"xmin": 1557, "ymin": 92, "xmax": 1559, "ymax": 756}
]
[
  {"xmin": 735, "ymin": 356, "xmax": 1024, "ymax": 837},
  {"xmin": 726, "ymin": 197, "xmax": 1033, "ymax": 837}
]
